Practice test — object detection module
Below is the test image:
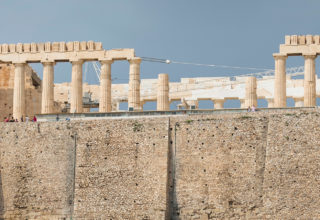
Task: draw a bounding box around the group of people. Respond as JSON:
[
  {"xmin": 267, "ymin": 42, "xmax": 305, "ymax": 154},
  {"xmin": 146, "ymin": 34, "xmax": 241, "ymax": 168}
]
[
  {"xmin": 247, "ymin": 105, "xmax": 256, "ymax": 112},
  {"xmin": 4, "ymin": 115, "xmax": 37, "ymax": 122}
]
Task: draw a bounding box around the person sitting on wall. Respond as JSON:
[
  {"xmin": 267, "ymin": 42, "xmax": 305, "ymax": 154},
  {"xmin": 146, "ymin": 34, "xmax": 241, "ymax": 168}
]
[
  {"xmin": 4, "ymin": 117, "xmax": 8, "ymax": 122},
  {"xmin": 251, "ymin": 105, "xmax": 256, "ymax": 112},
  {"xmin": 247, "ymin": 106, "xmax": 251, "ymax": 112},
  {"xmin": 9, "ymin": 117, "xmax": 15, "ymax": 122},
  {"xmin": 32, "ymin": 116, "xmax": 37, "ymax": 122}
]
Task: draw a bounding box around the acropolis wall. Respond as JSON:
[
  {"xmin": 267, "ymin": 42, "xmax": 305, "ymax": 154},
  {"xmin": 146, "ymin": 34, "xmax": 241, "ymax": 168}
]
[{"xmin": 0, "ymin": 109, "xmax": 320, "ymax": 219}]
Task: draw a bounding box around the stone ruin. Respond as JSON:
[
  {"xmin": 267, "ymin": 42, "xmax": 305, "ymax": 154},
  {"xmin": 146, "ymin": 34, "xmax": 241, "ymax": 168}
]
[{"xmin": 0, "ymin": 36, "xmax": 319, "ymax": 119}]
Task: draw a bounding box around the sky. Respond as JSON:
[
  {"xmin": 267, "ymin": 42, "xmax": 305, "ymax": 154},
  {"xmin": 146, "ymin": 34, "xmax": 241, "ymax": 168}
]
[{"xmin": 1, "ymin": 0, "xmax": 320, "ymax": 109}]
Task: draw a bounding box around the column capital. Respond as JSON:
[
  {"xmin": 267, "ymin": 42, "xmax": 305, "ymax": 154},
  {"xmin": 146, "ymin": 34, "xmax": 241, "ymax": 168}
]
[
  {"xmin": 128, "ymin": 57, "xmax": 142, "ymax": 64},
  {"xmin": 273, "ymin": 53, "xmax": 287, "ymax": 59},
  {"xmin": 70, "ymin": 59, "xmax": 84, "ymax": 64},
  {"xmin": 41, "ymin": 60, "xmax": 56, "ymax": 65},
  {"xmin": 99, "ymin": 59, "xmax": 113, "ymax": 64},
  {"xmin": 303, "ymin": 53, "xmax": 317, "ymax": 59}
]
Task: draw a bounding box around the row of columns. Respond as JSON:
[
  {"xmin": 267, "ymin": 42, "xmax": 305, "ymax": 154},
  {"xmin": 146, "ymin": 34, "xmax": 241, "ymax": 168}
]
[
  {"xmin": 274, "ymin": 53, "xmax": 317, "ymax": 108},
  {"xmin": 12, "ymin": 58, "xmax": 142, "ymax": 119},
  {"xmin": 11, "ymin": 53, "xmax": 318, "ymax": 119},
  {"xmin": 11, "ymin": 67, "xmax": 262, "ymax": 119}
]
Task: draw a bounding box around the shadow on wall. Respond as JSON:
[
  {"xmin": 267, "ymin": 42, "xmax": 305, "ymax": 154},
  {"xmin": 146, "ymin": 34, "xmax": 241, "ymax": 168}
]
[{"xmin": 0, "ymin": 173, "xmax": 4, "ymax": 218}]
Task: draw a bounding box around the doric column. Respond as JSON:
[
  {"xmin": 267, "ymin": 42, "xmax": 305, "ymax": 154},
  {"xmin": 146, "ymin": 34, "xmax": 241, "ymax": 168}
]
[
  {"xmin": 245, "ymin": 76, "xmax": 257, "ymax": 108},
  {"xmin": 273, "ymin": 53, "xmax": 287, "ymax": 107},
  {"xmin": 41, "ymin": 61, "xmax": 55, "ymax": 114},
  {"xmin": 13, "ymin": 62, "xmax": 26, "ymax": 120},
  {"xmin": 157, "ymin": 73, "xmax": 170, "ymax": 111},
  {"xmin": 99, "ymin": 59, "xmax": 113, "ymax": 112},
  {"xmin": 128, "ymin": 58, "xmax": 141, "ymax": 111},
  {"xmin": 140, "ymin": 100, "xmax": 145, "ymax": 111},
  {"xmin": 266, "ymin": 98, "xmax": 274, "ymax": 108},
  {"xmin": 294, "ymin": 97, "xmax": 304, "ymax": 107},
  {"xmin": 213, "ymin": 99, "xmax": 224, "ymax": 109},
  {"xmin": 70, "ymin": 60, "xmax": 83, "ymax": 113},
  {"xmin": 303, "ymin": 53, "xmax": 317, "ymax": 107}
]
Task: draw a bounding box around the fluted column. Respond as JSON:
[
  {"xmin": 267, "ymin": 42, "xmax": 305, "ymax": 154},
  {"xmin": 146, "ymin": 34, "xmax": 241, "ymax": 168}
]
[
  {"xmin": 213, "ymin": 99, "xmax": 224, "ymax": 109},
  {"xmin": 303, "ymin": 54, "xmax": 317, "ymax": 107},
  {"xmin": 99, "ymin": 59, "xmax": 113, "ymax": 112},
  {"xmin": 128, "ymin": 58, "xmax": 141, "ymax": 110},
  {"xmin": 41, "ymin": 62, "xmax": 55, "ymax": 114},
  {"xmin": 273, "ymin": 54, "xmax": 287, "ymax": 107},
  {"xmin": 157, "ymin": 73, "xmax": 169, "ymax": 111},
  {"xmin": 13, "ymin": 63, "xmax": 26, "ymax": 119},
  {"xmin": 70, "ymin": 60, "xmax": 83, "ymax": 113},
  {"xmin": 245, "ymin": 76, "xmax": 257, "ymax": 108}
]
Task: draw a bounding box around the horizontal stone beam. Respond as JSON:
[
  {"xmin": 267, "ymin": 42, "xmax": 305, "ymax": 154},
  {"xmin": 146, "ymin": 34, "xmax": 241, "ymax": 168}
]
[{"xmin": 0, "ymin": 41, "xmax": 103, "ymax": 54}]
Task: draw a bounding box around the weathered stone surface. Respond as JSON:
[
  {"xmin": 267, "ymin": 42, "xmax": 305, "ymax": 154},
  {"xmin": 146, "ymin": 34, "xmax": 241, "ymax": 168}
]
[{"xmin": 0, "ymin": 110, "xmax": 319, "ymax": 219}]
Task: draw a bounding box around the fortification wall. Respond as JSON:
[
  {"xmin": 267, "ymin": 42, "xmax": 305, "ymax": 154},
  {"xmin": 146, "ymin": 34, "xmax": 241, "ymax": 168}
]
[
  {"xmin": 0, "ymin": 122, "xmax": 75, "ymax": 219},
  {"xmin": 0, "ymin": 110, "xmax": 319, "ymax": 219},
  {"xmin": 73, "ymin": 119, "xmax": 169, "ymax": 219}
]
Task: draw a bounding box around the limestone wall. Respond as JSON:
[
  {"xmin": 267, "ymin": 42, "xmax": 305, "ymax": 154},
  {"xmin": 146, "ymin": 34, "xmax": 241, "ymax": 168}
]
[
  {"xmin": 73, "ymin": 118, "xmax": 169, "ymax": 219},
  {"xmin": 0, "ymin": 110, "xmax": 320, "ymax": 219},
  {"xmin": 0, "ymin": 122, "xmax": 75, "ymax": 219}
]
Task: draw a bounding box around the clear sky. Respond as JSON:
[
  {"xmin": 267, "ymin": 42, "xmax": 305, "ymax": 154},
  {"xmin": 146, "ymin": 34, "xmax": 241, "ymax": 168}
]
[{"xmin": 1, "ymin": 0, "xmax": 320, "ymax": 108}]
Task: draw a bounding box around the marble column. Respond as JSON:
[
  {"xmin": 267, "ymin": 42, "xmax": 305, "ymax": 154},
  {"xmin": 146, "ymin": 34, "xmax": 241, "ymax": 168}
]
[
  {"xmin": 303, "ymin": 54, "xmax": 317, "ymax": 107},
  {"xmin": 128, "ymin": 58, "xmax": 141, "ymax": 110},
  {"xmin": 41, "ymin": 62, "xmax": 55, "ymax": 114},
  {"xmin": 157, "ymin": 73, "xmax": 170, "ymax": 111},
  {"xmin": 99, "ymin": 59, "xmax": 113, "ymax": 112},
  {"xmin": 267, "ymin": 98, "xmax": 274, "ymax": 108},
  {"xmin": 245, "ymin": 76, "xmax": 257, "ymax": 108},
  {"xmin": 70, "ymin": 60, "xmax": 83, "ymax": 113},
  {"xmin": 213, "ymin": 99, "xmax": 224, "ymax": 109},
  {"xmin": 273, "ymin": 54, "xmax": 287, "ymax": 107},
  {"xmin": 294, "ymin": 97, "xmax": 304, "ymax": 107},
  {"xmin": 13, "ymin": 63, "xmax": 26, "ymax": 120}
]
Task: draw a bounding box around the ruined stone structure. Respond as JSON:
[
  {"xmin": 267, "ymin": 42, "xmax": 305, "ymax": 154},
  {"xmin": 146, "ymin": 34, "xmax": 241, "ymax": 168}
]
[
  {"xmin": 0, "ymin": 41, "xmax": 141, "ymax": 119},
  {"xmin": 0, "ymin": 64, "xmax": 42, "ymax": 120},
  {"xmin": 0, "ymin": 36, "xmax": 320, "ymax": 119},
  {"xmin": 53, "ymin": 73, "xmax": 319, "ymax": 111},
  {"xmin": 0, "ymin": 109, "xmax": 320, "ymax": 218},
  {"xmin": 273, "ymin": 35, "xmax": 320, "ymax": 107}
]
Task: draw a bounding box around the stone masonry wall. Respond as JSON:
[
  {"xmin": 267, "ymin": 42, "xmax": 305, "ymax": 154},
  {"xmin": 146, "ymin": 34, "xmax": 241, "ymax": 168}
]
[
  {"xmin": 73, "ymin": 118, "xmax": 169, "ymax": 219},
  {"xmin": 0, "ymin": 110, "xmax": 320, "ymax": 219}
]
